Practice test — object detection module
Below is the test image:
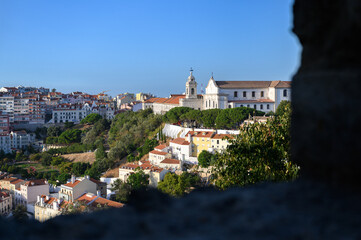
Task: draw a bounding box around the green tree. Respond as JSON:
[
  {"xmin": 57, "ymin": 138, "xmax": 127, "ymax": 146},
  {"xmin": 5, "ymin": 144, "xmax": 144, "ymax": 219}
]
[
  {"xmin": 212, "ymin": 103, "xmax": 299, "ymax": 190},
  {"xmin": 58, "ymin": 129, "xmax": 82, "ymax": 144},
  {"xmin": 163, "ymin": 107, "xmax": 192, "ymax": 124},
  {"xmin": 111, "ymin": 179, "xmax": 132, "ymax": 203},
  {"xmin": 12, "ymin": 205, "xmax": 28, "ymax": 221},
  {"xmin": 47, "ymin": 126, "xmax": 63, "ymax": 137},
  {"xmin": 200, "ymin": 109, "xmax": 221, "ymax": 128},
  {"xmin": 157, "ymin": 172, "xmax": 200, "ymax": 197},
  {"xmin": 80, "ymin": 113, "xmax": 102, "ymax": 124},
  {"xmin": 95, "ymin": 144, "xmax": 107, "ymax": 160},
  {"xmin": 57, "ymin": 173, "xmax": 70, "ymax": 184},
  {"xmin": 198, "ymin": 150, "xmax": 213, "ymax": 168},
  {"xmin": 127, "ymin": 168, "xmax": 149, "ymax": 190},
  {"xmin": 275, "ymin": 100, "xmax": 291, "ymax": 116}
]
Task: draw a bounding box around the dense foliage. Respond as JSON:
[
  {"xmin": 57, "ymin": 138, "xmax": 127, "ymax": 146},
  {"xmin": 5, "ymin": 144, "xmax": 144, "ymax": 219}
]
[
  {"xmin": 111, "ymin": 169, "xmax": 149, "ymax": 203},
  {"xmin": 107, "ymin": 109, "xmax": 162, "ymax": 161},
  {"xmin": 80, "ymin": 113, "xmax": 102, "ymax": 124},
  {"xmin": 157, "ymin": 172, "xmax": 201, "ymax": 197},
  {"xmin": 163, "ymin": 107, "xmax": 264, "ymax": 129},
  {"xmin": 198, "ymin": 150, "xmax": 215, "ymax": 168},
  {"xmin": 212, "ymin": 101, "xmax": 299, "ymax": 189}
]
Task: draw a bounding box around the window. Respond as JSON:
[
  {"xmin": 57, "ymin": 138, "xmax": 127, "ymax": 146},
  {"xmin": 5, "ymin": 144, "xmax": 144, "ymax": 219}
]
[
  {"xmin": 267, "ymin": 104, "xmax": 270, "ymax": 110},
  {"xmin": 283, "ymin": 89, "xmax": 287, "ymax": 97},
  {"xmin": 205, "ymin": 101, "xmax": 207, "ymax": 108},
  {"xmin": 243, "ymin": 91, "xmax": 246, "ymax": 97},
  {"xmin": 234, "ymin": 91, "xmax": 238, "ymax": 97},
  {"xmin": 254, "ymin": 105, "xmax": 257, "ymax": 109},
  {"xmin": 191, "ymin": 88, "xmax": 195, "ymax": 95},
  {"xmin": 252, "ymin": 91, "xmax": 255, "ymax": 98},
  {"xmin": 261, "ymin": 91, "xmax": 264, "ymax": 97},
  {"xmin": 260, "ymin": 105, "xmax": 263, "ymax": 110},
  {"xmin": 217, "ymin": 140, "xmax": 219, "ymax": 144},
  {"xmin": 247, "ymin": 105, "xmax": 250, "ymax": 108},
  {"xmin": 228, "ymin": 105, "xmax": 231, "ymax": 108}
]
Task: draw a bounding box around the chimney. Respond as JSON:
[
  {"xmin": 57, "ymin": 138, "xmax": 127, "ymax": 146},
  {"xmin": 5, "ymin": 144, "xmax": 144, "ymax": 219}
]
[
  {"xmin": 45, "ymin": 195, "xmax": 49, "ymax": 200},
  {"xmin": 40, "ymin": 197, "xmax": 44, "ymax": 206},
  {"xmin": 53, "ymin": 201, "xmax": 58, "ymax": 211},
  {"xmin": 37, "ymin": 195, "xmax": 40, "ymax": 202},
  {"xmin": 85, "ymin": 175, "xmax": 90, "ymax": 180},
  {"xmin": 188, "ymin": 133, "xmax": 192, "ymax": 143},
  {"xmin": 71, "ymin": 175, "xmax": 75, "ymax": 184},
  {"xmin": 97, "ymin": 190, "xmax": 101, "ymax": 197}
]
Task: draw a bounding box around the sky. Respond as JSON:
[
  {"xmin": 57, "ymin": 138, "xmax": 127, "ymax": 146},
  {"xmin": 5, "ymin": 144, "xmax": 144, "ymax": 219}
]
[{"xmin": 0, "ymin": 0, "xmax": 301, "ymax": 97}]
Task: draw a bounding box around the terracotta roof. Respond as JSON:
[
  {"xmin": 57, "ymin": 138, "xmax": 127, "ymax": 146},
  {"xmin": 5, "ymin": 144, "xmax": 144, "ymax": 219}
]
[
  {"xmin": 90, "ymin": 178, "xmax": 106, "ymax": 186},
  {"xmin": 215, "ymin": 80, "xmax": 291, "ymax": 89},
  {"xmin": 63, "ymin": 180, "xmax": 81, "ymax": 188},
  {"xmin": 10, "ymin": 179, "xmax": 24, "ymax": 185},
  {"xmin": 160, "ymin": 158, "xmax": 180, "ymax": 164},
  {"xmin": 170, "ymin": 138, "xmax": 190, "ymax": 145},
  {"xmin": 155, "ymin": 144, "xmax": 167, "ymax": 150},
  {"xmin": 144, "ymin": 98, "xmax": 168, "ymax": 103},
  {"xmin": 149, "ymin": 150, "xmax": 168, "ymax": 155},
  {"xmin": 76, "ymin": 193, "xmax": 97, "ymax": 203},
  {"xmin": 24, "ymin": 179, "xmax": 47, "ymax": 187},
  {"xmin": 0, "ymin": 177, "xmax": 17, "ymax": 182},
  {"xmin": 187, "ymin": 131, "xmax": 215, "ymax": 138},
  {"xmin": 228, "ymin": 99, "xmax": 275, "ymax": 103},
  {"xmin": 212, "ymin": 134, "xmax": 235, "ymax": 140},
  {"xmin": 91, "ymin": 197, "xmax": 124, "ymax": 208}
]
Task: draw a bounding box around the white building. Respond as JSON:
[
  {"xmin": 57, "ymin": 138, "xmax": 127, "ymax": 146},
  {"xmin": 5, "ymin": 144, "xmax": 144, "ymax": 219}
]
[
  {"xmin": 169, "ymin": 138, "xmax": 192, "ymax": 162},
  {"xmin": 19, "ymin": 179, "xmax": 50, "ymax": 205},
  {"xmin": 142, "ymin": 70, "xmax": 291, "ymax": 114},
  {"xmin": 58, "ymin": 175, "xmax": 97, "ymax": 202}
]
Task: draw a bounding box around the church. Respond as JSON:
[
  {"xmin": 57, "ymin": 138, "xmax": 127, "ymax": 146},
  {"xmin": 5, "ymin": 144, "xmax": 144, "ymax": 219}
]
[{"xmin": 143, "ymin": 70, "xmax": 291, "ymax": 114}]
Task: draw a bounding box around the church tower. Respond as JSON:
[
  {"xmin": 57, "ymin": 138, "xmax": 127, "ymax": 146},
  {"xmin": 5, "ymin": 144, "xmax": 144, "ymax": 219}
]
[{"xmin": 185, "ymin": 68, "xmax": 197, "ymax": 99}]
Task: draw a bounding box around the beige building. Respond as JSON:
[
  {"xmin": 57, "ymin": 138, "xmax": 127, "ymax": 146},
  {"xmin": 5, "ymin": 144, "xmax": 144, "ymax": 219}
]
[
  {"xmin": 0, "ymin": 190, "xmax": 12, "ymax": 216},
  {"xmin": 159, "ymin": 158, "xmax": 182, "ymax": 170},
  {"xmin": 149, "ymin": 150, "xmax": 171, "ymax": 165},
  {"xmin": 59, "ymin": 176, "xmax": 97, "ymax": 202},
  {"xmin": 210, "ymin": 134, "xmax": 234, "ymax": 153},
  {"xmin": 34, "ymin": 195, "xmax": 69, "ymax": 222},
  {"xmin": 0, "ymin": 177, "xmax": 18, "ymax": 190},
  {"xmin": 119, "ymin": 162, "xmax": 168, "ymax": 187}
]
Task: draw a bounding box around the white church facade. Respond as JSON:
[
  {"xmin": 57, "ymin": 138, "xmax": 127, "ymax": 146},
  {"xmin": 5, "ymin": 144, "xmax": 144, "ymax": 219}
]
[{"xmin": 143, "ymin": 70, "xmax": 291, "ymax": 114}]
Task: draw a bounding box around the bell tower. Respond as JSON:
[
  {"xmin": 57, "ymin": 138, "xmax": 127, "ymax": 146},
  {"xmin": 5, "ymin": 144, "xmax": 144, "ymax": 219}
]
[{"xmin": 185, "ymin": 68, "xmax": 197, "ymax": 99}]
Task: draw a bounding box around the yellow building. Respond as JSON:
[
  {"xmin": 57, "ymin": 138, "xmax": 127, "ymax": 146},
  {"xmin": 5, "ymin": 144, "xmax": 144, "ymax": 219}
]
[
  {"xmin": 186, "ymin": 131, "xmax": 215, "ymax": 157},
  {"xmin": 34, "ymin": 195, "xmax": 69, "ymax": 222},
  {"xmin": 210, "ymin": 134, "xmax": 234, "ymax": 153}
]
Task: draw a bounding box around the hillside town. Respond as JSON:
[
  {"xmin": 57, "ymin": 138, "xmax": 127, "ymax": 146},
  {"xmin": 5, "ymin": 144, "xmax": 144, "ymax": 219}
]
[{"xmin": 0, "ymin": 71, "xmax": 292, "ymax": 221}]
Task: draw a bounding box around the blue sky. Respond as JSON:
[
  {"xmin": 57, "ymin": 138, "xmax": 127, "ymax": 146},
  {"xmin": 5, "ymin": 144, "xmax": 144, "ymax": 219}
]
[{"xmin": 0, "ymin": 0, "xmax": 301, "ymax": 97}]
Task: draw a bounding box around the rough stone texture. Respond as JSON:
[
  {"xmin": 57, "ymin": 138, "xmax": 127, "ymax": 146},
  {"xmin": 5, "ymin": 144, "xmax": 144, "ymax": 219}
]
[
  {"xmin": 1, "ymin": 0, "xmax": 361, "ymax": 239},
  {"xmin": 291, "ymin": 0, "xmax": 361, "ymax": 187},
  {"xmin": 1, "ymin": 180, "xmax": 361, "ymax": 240}
]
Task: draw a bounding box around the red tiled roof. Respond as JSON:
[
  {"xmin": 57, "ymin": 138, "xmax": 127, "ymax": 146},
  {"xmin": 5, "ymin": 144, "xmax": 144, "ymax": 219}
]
[
  {"xmin": 63, "ymin": 180, "xmax": 81, "ymax": 188},
  {"xmin": 24, "ymin": 179, "xmax": 47, "ymax": 187},
  {"xmin": 10, "ymin": 179, "xmax": 24, "ymax": 185},
  {"xmin": 160, "ymin": 158, "xmax": 180, "ymax": 164},
  {"xmin": 186, "ymin": 131, "xmax": 215, "ymax": 138},
  {"xmin": 149, "ymin": 150, "xmax": 168, "ymax": 156},
  {"xmin": 155, "ymin": 144, "xmax": 167, "ymax": 150},
  {"xmin": 170, "ymin": 138, "xmax": 190, "ymax": 145},
  {"xmin": 212, "ymin": 134, "xmax": 235, "ymax": 140},
  {"xmin": 91, "ymin": 197, "xmax": 124, "ymax": 208}
]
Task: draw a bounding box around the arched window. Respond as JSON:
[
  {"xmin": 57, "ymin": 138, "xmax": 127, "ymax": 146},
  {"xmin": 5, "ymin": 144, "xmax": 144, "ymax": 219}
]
[
  {"xmin": 191, "ymin": 88, "xmax": 194, "ymax": 95},
  {"xmin": 234, "ymin": 91, "xmax": 238, "ymax": 97},
  {"xmin": 283, "ymin": 89, "xmax": 287, "ymax": 97},
  {"xmin": 254, "ymin": 104, "xmax": 257, "ymax": 109},
  {"xmin": 252, "ymin": 91, "xmax": 256, "ymax": 98}
]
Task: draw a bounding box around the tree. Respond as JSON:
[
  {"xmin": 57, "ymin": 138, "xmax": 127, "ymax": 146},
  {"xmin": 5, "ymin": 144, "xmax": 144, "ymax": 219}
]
[
  {"xmin": 275, "ymin": 100, "xmax": 291, "ymax": 116},
  {"xmin": 51, "ymin": 88, "xmax": 56, "ymax": 92},
  {"xmin": 12, "ymin": 205, "xmax": 28, "ymax": 221},
  {"xmin": 80, "ymin": 113, "xmax": 102, "ymax": 124},
  {"xmin": 212, "ymin": 103, "xmax": 299, "ymax": 190},
  {"xmin": 198, "ymin": 150, "xmax": 213, "ymax": 168},
  {"xmin": 200, "ymin": 109, "xmax": 221, "ymax": 128},
  {"xmin": 95, "ymin": 144, "xmax": 107, "ymax": 160},
  {"xmin": 127, "ymin": 168, "xmax": 149, "ymax": 190},
  {"xmin": 111, "ymin": 179, "xmax": 132, "ymax": 203},
  {"xmin": 58, "ymin": 129, "xmax": 82, "ymax": 144},
  {"xmin": 47, "ymin": 126, "xmax": 63, "ymax": 137},
  {"xmin": 163, "ymin": 107, "xmax": 192, "ymax": 124},
  {"xmin": 157, "ymin": 172, "xmax": 200, "ymax": 197}
]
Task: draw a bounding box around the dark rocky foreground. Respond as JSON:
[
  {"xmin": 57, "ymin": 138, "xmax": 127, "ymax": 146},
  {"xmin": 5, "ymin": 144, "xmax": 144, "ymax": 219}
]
[{"xmin": 1, "ymin": 179, "xmax": 360, "ymax": 240}]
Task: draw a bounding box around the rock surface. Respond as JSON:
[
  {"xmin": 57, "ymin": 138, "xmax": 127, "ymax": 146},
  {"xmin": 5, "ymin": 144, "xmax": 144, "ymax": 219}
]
[{"xmin": 1, "ymin": 180, "xmax": 361, "ymax": 240}]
